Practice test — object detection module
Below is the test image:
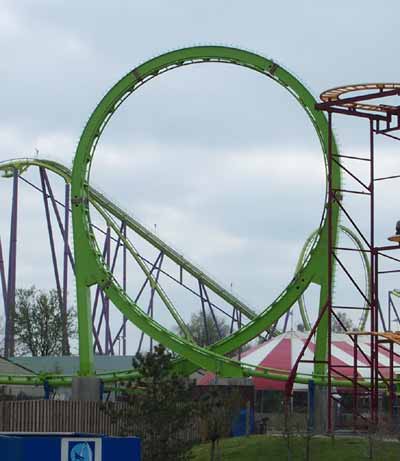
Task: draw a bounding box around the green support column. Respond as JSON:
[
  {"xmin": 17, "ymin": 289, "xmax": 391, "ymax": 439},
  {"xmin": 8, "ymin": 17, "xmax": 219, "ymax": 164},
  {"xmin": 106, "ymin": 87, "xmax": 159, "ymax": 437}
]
[
  {"xmin": 314, "ymin": 279, "xmax": 329, "ymax": 379},
  {"xmin": 71, "ymin": 192, "xmax": 96, "ymax": 376},
  {"xmin": 76, "ymin": 278, "xmax": 94, "ymax": 376}
]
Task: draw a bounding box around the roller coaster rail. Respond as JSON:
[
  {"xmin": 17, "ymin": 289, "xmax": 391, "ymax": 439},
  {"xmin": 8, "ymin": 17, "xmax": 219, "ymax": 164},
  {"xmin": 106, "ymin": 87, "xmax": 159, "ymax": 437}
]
[{"xmin": 4, "ymin": 47, "xmax": 392, "ymax": 412}]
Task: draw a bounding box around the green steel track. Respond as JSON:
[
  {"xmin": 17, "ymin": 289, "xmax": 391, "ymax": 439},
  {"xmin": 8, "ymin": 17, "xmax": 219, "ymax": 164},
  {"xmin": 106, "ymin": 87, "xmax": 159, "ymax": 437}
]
[
  {"xmin": 71, "ymin": 46, "xmax": 340, "ymax": 379},
  {"xmin": 0, "ymin": 46, "xmax": 344, "ymax": 387}
]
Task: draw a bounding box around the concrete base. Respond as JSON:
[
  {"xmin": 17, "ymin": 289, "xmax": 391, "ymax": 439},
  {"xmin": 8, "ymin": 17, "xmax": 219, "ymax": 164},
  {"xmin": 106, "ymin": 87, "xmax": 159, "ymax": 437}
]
[{"xmin": 71, "ymin": 377, "xmax": 101, "ymax": 401}]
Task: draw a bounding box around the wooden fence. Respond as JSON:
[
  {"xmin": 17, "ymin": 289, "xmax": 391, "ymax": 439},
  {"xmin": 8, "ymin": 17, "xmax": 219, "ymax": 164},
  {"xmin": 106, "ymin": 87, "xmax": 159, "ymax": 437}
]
[
  {"xmin": 0, "ymin": 400, "xmax": 208, "ymax": 441},
  {"xmin": 0, "ymin": 400, "xmax": 127, "ymax": 435},
  {"xmin": 0, "ymin": 393, "xmax": 243, "ymax": 440}
]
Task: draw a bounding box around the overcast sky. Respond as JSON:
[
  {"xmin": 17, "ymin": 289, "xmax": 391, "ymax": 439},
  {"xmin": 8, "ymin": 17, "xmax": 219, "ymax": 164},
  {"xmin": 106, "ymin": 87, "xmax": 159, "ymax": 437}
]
[{"xmin": 1, "ymin": 1, "xmax": 400, "ymax": 354}]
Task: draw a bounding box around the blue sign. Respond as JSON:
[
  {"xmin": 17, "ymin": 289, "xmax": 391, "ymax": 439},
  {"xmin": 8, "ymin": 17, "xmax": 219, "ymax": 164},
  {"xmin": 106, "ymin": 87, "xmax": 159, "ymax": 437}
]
[
  {"xmin": 0, "ymin": 433, "xmax": 140, "ymax": 461},
  {"xmin": 69, "ymin": 441, "xmax": 95, "ymax": 461}
]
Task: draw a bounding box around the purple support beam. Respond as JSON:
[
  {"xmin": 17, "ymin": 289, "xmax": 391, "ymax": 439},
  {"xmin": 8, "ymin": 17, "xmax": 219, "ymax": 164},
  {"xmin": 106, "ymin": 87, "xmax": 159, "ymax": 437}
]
[
  {"xmin": 19, "ymin": 172, "xmax": 108, "ymax": 256},
  {"xmin": 92, "ymin": 295, "xmax": 104, "ymax": 356},
  {"xmin": 5, "ymin": 169, "xmax": 18, "ymax": 357},
  {"xmin": 149, "ymin": 253, "xmax": 164, "ymax": 352},
  {"xmin": 41, "ymin": 170, "xmax": 75, "ymax": 272},
  {"xmin": 267, "ymin": 320, "xmax": 278, "ymax": 340},
  {"xmin": 121, "ymin": 249, "xmax": 238, "ymax": 324},
  {"xmin": 104, "ymin": 228, "xmax": 110, "ymax": 354},
  {"xmin": 0, "ymin": 237, "xmax": 7, "ymax": 311},
  {"xmin": 104, "ymin": 227, "xmax": 114, "ymax": 355},
  {"xmin": 136, "ymin": 301, "xmax": 153, "ymax": 354},
  {"xmin": 113, "ymin": 250, "xmax": 164, "ymax": 350},
  {"xmin": 137, "ymin": 253, "xmax": 164, "ymax": 354},
  {"xmin": 199, "ymin": 281, "xmax": 209, "ymax": 345},
  {"xmin": 282, "ymin": 310, "xmax": 291, "ymax": 333},
  {"xmin": 238, "ymin": 309, "xmax": 242, "ymax": 361},
  {"xmin": 92, "ymin": 222, "xmax": 126, "ymax": 355},
  {"xmin": 201, "ymin": 283, "xmax": 222, "ymax": 339},
  {"xmin": 105, "ymin": 222, "xmax": 123, "ymax": 353},
  {"xmin": 62, "ymin": 183, "xmax": 70, "ymax": 355},
  {"xmin": 230, "ymin": 306, "xmax": 237, "ymax": 334},
  {"xmin": 39, "ymin": 168, "xmax": 63, "ymax": 321},
  {"xmin": 122, "ymin": 222, "xmax": 127, "ymax": 355},
  {"xmin": 40, "ymin": 169, "xmax": 70, "ymax": 355},
  {"xmin": 92, "ymin": 229, "xmax": 112, "ymax": 354},
  {"xmin": 109, "ymin": 223, "xmax": 124, "ymax": 274}
]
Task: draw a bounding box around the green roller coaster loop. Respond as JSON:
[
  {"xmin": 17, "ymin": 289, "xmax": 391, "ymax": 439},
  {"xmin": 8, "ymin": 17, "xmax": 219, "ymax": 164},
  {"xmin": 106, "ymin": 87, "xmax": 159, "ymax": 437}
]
[
  {"xmin": 295, "ymin": 225, "xmax": 371, "ymax": 332},
  {"xmin": 70, "ymin": 45, "xmax": 341, "ymax": 381},
  {"xmin": 0, "ymin": 47, "xmax": 348, "ymax": 388},
  {"xmin": 0, "ymin": 161, "xmax": 369, "ymax": 368}
]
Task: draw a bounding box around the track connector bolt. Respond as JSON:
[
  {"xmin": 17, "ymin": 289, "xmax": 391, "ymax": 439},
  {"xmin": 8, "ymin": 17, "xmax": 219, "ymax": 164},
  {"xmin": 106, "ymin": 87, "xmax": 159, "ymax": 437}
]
[{"xmin": 71, "ymin": 196, "xmax": 89, "ymax": 206}]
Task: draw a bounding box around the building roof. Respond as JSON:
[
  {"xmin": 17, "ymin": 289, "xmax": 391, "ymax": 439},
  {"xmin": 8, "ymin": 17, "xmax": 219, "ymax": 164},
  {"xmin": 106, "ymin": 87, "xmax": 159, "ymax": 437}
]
[
  {"xmin": 198, "ymin": 331, "xmax": 400, "ymax": 391},
  {"xmin": 0, "ymin": 356, "xmax": 36, "ymax": 376}
]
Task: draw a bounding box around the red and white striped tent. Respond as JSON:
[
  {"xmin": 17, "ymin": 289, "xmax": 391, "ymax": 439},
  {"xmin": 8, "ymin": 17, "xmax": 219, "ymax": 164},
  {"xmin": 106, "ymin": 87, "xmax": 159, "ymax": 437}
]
[{"xmin": 198, "ymin": 331, "xmax": 400, "ymax": 391}]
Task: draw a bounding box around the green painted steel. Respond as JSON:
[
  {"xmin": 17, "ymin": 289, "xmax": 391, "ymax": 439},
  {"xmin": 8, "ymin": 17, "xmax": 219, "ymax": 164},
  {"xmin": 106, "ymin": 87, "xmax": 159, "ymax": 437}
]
[
  {"xmin": 0, "ymin": 46, "xmax": 343, "ymax": 387},
  {"xmin": 0, "ymin": 157, "xmax": 258, "ymax": 321},
  {"xmin": 0, "ymin": 155, "xmax": 339, "ymax": 387},
  {"xmin": 70, "ymin": 46, "xmax": 341, "ymax": 378},
  {"xmin": 0, "ymin": 366, "xmax": 395, "ymax": 389},
  {"xmin": 0, "ymin": 157, "xmax": 258, "ymax": 323}
]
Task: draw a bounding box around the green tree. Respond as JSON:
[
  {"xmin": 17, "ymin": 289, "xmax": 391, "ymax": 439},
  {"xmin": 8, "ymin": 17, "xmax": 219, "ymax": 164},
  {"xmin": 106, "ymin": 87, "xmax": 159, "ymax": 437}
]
[
  {"xmin": 198, "ymin": 388, "xmax": 241, "ymax": 461},
  {"xmin": 296, "ymin": 322, "xmax": 305, "ymax": 332},
  {"xmin": 109, "ymin": 344, "xmax": 198, "ymax": 461},
  {"xmin": 183, "ymin": 311, "xmax": 230, "ymax": 347},
  {"xmin": 14, "ymin": 286, "xmax": 76, "ymax": 356},
  {"xmin": 332, "ymin": 311, "xmax": 354, "ymax": 333},
  {"xmin": 296, "ymin": 314, "xmax": 354, "ymax": 334}
]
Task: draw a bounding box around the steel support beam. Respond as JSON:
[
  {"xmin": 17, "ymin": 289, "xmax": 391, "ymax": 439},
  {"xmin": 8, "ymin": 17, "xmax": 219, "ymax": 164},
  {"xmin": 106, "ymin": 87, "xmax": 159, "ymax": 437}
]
[
  {"xmin": 137, "ymin": 253, "xmax": 164, "ymax": 354},
  {"xmin": 39, "ymin": 167, "xmax": 64, "ymax": 326},
  {"xmin": 0, "ymin": 237, "xmax": 7, "ymax": 312},
  {"xmin": 122, "ymin": 222, "xmax": 127, "ymax": 355},
  {"xmin": 62, "ymin": 183, "xmax": 71, "ymax": 355},
  {"xmin": 4, "ymin": 169, "xmax": 18, "ymax": 357}
]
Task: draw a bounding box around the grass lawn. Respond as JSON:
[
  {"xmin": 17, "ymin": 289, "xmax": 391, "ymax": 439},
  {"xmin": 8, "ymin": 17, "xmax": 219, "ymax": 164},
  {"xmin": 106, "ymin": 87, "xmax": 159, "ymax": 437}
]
[{"xmin": 191, "ymin": 434, "xmax": 400, "ymax": 460}]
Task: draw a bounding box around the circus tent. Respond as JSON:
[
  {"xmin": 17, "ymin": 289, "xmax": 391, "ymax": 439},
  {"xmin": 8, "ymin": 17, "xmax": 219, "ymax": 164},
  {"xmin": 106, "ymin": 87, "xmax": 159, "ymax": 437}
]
[{"xmin": 198, "ymin": 331, "xmax": 400, "ymax": 391}]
